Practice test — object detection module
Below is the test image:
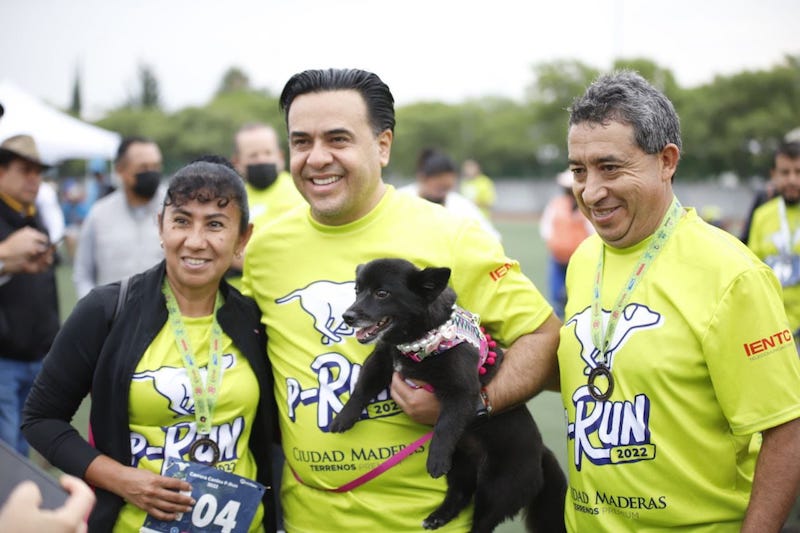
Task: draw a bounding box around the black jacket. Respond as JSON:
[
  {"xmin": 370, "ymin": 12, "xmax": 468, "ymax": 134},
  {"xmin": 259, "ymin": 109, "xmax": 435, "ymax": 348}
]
[
  {"xmin": 0, "ymin": 199, "xmax": 59, "ymax": 361},
  {"xmin": 22, "ymin": 261, "xmax": 277, "ymax": 532}
]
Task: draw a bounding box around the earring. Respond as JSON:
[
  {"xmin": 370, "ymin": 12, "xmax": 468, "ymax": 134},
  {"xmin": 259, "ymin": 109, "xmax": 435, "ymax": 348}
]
[{"xmin": 159, "ymin": 240, "xmax": 163, "ymax": 248}]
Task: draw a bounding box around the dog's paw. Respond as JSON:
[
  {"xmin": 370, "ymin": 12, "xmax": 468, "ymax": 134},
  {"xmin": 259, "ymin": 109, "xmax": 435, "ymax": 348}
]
[
  {"xmin": 328, "ymin": 414, "xmax": 356, "ymax": 433},
  {"xmin": 426, "ymin": 453, "xmax": 452, "ymax": 478},
  {"xmin": 422, "ymin": 512, "xmax": 450, "ymax": 530}
]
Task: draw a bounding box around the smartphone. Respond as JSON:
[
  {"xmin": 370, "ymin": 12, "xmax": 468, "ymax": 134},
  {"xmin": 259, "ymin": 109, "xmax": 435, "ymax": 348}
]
[{"xmin": 0, "ymin": 439, "xmax": 68, "ymax": 510}]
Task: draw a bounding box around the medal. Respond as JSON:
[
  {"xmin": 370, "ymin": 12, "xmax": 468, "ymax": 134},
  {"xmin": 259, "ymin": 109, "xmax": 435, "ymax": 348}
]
[
  {"xmin": 588, "ymin": 197, "xmax": 682, "ymax": 401},
  {"xmin": 587, "ymin": 364, "xmax": 614, "ymax": 401},
  {"xmin": 189, "ymin": 436, "xmax": 221, "ymax": 465}
]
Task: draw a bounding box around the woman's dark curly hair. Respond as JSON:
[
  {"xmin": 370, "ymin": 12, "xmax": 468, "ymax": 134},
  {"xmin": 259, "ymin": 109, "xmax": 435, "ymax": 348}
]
[{"xmin": 161, "ymin": 155, "xmax": 249, "ymax": 235}]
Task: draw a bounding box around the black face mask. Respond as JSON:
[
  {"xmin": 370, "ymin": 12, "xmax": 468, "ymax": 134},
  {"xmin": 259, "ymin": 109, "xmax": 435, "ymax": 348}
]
[
  {"xmin": 246, "ymin": 163, "xmax": 278, "ymax": 190},
  {"xmin": 132, "ymin": 170, "xmax": 162, "ymax": 199}
]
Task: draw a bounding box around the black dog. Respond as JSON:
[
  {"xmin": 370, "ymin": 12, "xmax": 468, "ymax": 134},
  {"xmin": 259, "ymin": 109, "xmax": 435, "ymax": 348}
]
[{"xmin": 329, "ymin": 258, "xmax": 566, "ymax": 533}]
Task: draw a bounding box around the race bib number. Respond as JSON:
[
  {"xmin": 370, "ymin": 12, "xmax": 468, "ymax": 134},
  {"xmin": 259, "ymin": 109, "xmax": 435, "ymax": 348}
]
[
  {"xmin": 766, "ymin": 254, "xmax": 800, "ymax": 287},
  {"xmin": 140, "ymin": 458, "xmax": 265, "ymax": 533}
]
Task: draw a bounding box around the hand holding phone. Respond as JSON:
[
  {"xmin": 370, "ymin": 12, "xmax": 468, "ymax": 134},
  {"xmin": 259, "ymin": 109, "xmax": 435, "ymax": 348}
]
[
  {"xmin": 0, "ymin": 439, "xmax": 68, "ymax": 509},
  {"xmin": 0, "ymin": 441, "xmax": 95, "ymax": 532}
]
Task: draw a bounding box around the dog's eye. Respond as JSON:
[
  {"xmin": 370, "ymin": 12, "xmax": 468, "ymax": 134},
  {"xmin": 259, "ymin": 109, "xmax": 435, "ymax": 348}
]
[{"xmin": 374, "ymin": 289, "xmax": 389, "ymax": 299}]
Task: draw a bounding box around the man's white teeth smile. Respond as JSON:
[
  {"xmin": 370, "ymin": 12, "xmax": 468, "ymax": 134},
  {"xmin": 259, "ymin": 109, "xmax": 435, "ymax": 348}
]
[
  {"xmin": 185, "ymin": 258, "xmax": 207, "ymax": 265},
  {"xmin": 593, "ymin": 207, "xmax": 615, "ymax": 217},
  {"xmin": 312, "ymin": 176, "xmax": 341, "ymax": 186}
]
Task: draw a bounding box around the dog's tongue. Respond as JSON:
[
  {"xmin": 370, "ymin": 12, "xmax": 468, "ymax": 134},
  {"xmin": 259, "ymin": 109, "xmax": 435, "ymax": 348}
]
[{"xmin": 356, "ymin": 325, "xmax": 379, "ymax": 342}]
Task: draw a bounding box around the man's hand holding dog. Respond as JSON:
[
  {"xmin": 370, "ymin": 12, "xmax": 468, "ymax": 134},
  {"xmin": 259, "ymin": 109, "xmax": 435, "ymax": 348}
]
[{"xmin": 390, "ymin": 372, "xmax": 440, "ymax": 425}]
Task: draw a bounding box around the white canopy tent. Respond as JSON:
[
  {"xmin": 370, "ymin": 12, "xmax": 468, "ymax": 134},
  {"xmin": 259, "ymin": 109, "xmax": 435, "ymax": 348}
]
[{"xmin": 0, "ymin": 80, "xmax": 121, "ymax": 164}]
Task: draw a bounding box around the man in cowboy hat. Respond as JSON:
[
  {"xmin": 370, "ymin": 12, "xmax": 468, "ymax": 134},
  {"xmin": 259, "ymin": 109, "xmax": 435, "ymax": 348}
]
[{"xmin": 0, "ymin": 133, "xmax": 60, "ymax": 456}]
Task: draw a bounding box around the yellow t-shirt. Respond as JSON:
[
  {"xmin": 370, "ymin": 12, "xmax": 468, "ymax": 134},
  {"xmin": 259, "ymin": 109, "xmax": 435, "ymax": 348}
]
[
  {"xmin": 114, "ymin": 315, "xmax": 264, "ymax": 532},
  {"xmin": 226, "ymin": 171, "xmax": 305, "ymax": 291},
  {"xmin": 460, "ymin": 174, "xmax": 496, "ymax": 218},
  {"xmin": 246, "ymin": 171, "xmax": 304, "ymax": 226},
  {"xmin": 559, "ymin": 208, "xmax": 800, "ymax": 532},
  {"xmin": 242, "ymin": 185, "xmax": 551, "ymax": 532},
  {"xmin": 747, "ymin": 196, "xmax": 800, "ymax": 333}
]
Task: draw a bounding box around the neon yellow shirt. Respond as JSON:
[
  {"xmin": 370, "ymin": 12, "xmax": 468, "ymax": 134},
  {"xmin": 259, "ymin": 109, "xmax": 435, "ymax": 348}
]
[
  {"xmin": 246, "ymin": 170, "xmax": 304, "ymax": 227},
  {"xmin": 114, "ymin": 315, "xmax": 264, "ymax": 532},
  {"xmin": 242, "ymin": 185, "xmax": 551, "ymax": 532},
  {"xmin": 559, "ymin": 208, "xmax": 800, "ymax": 532},
  {"xmin": 747, "ymin": 196, "xmax": 800, "ymax": 333},
  {"xmin": 460, "ymin": 174, "xmax": 496, "ymax": 218},
  {"xmin": 226, "ymin": 171, "xmax": 305, "ymax": 291}
]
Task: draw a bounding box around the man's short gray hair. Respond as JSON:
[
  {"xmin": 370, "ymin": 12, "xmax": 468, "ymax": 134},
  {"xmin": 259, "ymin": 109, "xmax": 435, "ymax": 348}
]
[{"xmin": 568, "ymin": 70, "xmax": 682, "ymax": 154}]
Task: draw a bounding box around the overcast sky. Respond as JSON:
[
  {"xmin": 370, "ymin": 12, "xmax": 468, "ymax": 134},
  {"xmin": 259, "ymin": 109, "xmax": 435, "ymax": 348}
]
[{"xmin": 1, "ymin": 0, "xmax": 797, "ymax": 119}]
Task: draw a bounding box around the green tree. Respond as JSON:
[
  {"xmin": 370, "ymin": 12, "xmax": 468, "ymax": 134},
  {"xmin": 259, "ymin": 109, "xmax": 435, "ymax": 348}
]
[
  {"xmin": 524, "ymin": 60, "xmax": 600, "ymax": 176},
  {"xmin": 612, "ymin": 58, "xmax": 681, "ymax": 97},
  {"xmin": 69, "ymin": 65, "xmax": 82, "ymax": 118},
  {"xmin": 680, "ymin": 56, "xmax": 800, "ymax": 179},
  {"xmin": 393, "ymin": 101, "xmax": 465, "ymax": 176},
  {"xmin": 458, "ymin": 97, "xmax": 537, "ymax": 176},
  {"xmin": 217, "ymin": 67, "xmax": 251, "ymax": 95},
  {"xmin": 89, "ymin": 58, "xmax": 800, "ymax": 181},
  {"xmin": 165, "ymin": 89, "xmax": 282, "ymax": 165},
  {"xmin": 525, "ymin": 59, "xmax": 599, "ymax": 105},
  {"xmin": 95, "ymin": 106, "xmax": 175, "ymax": 166},
  {"xmin": 135, "ymin": 63, "xmax": 161, "ymax": 109}
]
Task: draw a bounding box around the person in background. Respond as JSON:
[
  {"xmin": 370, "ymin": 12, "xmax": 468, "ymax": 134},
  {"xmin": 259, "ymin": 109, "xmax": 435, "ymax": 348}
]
[
  {"xmin": 746, "ymin": 141, "xmax": 800, "ymax": 341},
  {"xmin": 242, "ymin": 67, "xmax": 560, "ymax": 532},
  {"xmin": 23, "ymin": 157, "xmax": 278, "ymax": 532},
  {"xmin": 0, "ymin": 134, "xmax": 59, "ymax": 457},
  {"xmin": 83, "ymin": 158, "xmax": 115, "ymax": 208},
  {"xmin": 231, "ymin": 123, "xmax": 303, "ymax": 224},
  {"xmin": 399, "ymin": 147, "xmax": 501, "ymax": 241},
  {"xmin": 73, "ymin": 136, "xmax": 165, "ymax": 298},
  {"xmin": 539, "ymin": 169, "xmax": 593, "ymax": 319},
  {"xmin": 228, "ymin": 123, "xmax": 303, "ymax": 288},
  {"xmin": 460, "ymin": 158, "xmax": 496, "ymax": 219},
  {"xmin": 36, "ymin": 174, "xmax": 65, "ymax": 246},
  {"xmin": 699, "ymin": 204, "xmax": 726, "ymax": 229},
  {"xmin": 740, "ymin": 174, "xmax": 779, "ymax": 243},
  {"xmin": 560, "ymin": 70, "xmax": 800, "ymax": 532},
  {"xmin": 59, "ymin": 178, "xmax": 89, "ymax": 262}
]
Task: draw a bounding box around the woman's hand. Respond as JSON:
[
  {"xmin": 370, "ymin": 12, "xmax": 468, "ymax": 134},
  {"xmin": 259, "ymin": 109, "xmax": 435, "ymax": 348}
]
[
  {"xmin": 85, "ymin": 455, "xmax": 193, "ymax": 521},
  {"xmin": 390, "ymin": 372, "xmax": 440, "ymax": 425},
  {"xmin": 116, "ymin": 465, "xmax": 194, "ymax": 521}
]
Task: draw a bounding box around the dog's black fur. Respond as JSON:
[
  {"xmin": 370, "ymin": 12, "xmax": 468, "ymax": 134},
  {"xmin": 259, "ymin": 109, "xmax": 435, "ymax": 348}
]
[{"xmin": 329, "ymin": 258, "xmax": 566, "ymax": 533}]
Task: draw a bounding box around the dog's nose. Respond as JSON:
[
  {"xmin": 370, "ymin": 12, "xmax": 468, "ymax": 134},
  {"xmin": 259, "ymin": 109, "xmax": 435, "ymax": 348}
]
[{"xmin": 342, "ymin": 309, "xmax": 357, "ymax": 326}]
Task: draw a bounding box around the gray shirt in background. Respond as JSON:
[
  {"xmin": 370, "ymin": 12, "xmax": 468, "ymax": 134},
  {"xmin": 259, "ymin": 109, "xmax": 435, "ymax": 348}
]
[{"xmin": 73, "ymin": 187, "xmax": 165, "ymax": 298}]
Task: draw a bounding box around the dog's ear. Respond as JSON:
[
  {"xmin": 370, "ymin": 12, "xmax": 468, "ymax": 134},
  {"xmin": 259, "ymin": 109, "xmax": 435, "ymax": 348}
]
[
  {"xmin": 411, "ymin": 267, "xmax": 451, "ymax": 302},
  {"xmin": 355, "ymin": 264, "xmax": 365, "ymax": 278}
]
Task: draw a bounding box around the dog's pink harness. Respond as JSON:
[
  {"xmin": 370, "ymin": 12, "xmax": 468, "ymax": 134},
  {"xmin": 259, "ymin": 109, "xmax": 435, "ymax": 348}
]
[{"xmin": 397, "ymin": 305, "xmax": 498, "ymax": 375}]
